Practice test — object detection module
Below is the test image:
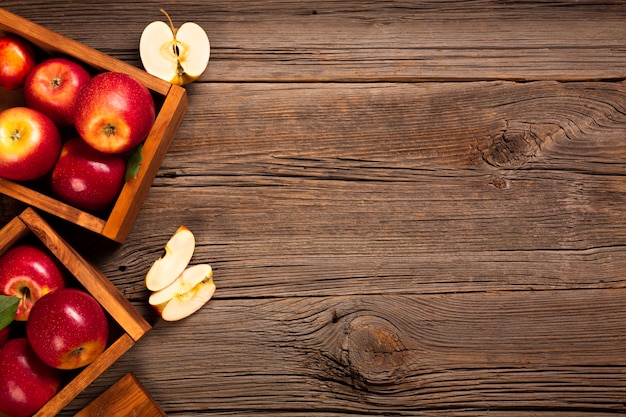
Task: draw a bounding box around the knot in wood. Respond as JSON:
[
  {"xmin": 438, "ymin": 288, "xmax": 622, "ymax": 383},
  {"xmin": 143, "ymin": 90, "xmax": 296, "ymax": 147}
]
[
  {"xmin": 341, "ymin": 316, "xmax": 408, "ymax": 389},
  {"xmin": 482, "ymin": 122, "xmax": 546, "ymax": 168}
]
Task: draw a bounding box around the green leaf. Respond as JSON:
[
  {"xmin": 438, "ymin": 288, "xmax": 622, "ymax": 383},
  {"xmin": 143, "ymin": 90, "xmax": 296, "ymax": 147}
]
[
  {"xmin": 0, "ymin": 295, "xmax": 19, "ymax": 331},
  {"xmin": 125, "ymin": 143, "xmax": 144, "ymax": 181}
]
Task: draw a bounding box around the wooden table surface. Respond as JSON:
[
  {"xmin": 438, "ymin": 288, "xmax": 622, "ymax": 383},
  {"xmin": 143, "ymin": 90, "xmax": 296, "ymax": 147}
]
[{"xmin": 2, "ymin": 1, "xmax": 626, "ymax": 416}]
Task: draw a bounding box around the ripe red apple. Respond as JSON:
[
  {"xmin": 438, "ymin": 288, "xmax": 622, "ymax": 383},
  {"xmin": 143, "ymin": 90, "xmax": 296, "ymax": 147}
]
[
  {"xmin": 0, "ymin": 106, "xmax": 62, "ymax": 182},
  {"xmin": 51, "ymin": 137, "xmax": 127, "ymax": 212},
  {"xmin": 0, "ymin": 35, "xmax": 36, "ymax": 90},
  {"xmin": 24, "ymin": 57, "xmax": 92, "ymax": 126},
  {"xmin": 0, "ymin": 244, "xmax": 66, "ymax": 321},
  {"xmin": 0, "ymin": 338, "xmax": 62, "ymax": 417},
  {"xmin": 74, "ymin": 71, "xmax": 156, "ymax": 154},
  {"xmin": 26, "ymin": 288, "xmax": 109, "ymax": 370}
]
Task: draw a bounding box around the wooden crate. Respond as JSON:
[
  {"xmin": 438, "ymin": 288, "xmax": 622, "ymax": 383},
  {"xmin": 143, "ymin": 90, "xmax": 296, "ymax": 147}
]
[
  {"xmin": 0, "ymin": 207, "xmax": 152, "ymax": 417},
  {"xmin": 0, "ymin": 7, "xmax": 188, "ymax": 243},
  {"xmin": 76, "ymin": 373, "xmax": 166, "ymax": 417}
]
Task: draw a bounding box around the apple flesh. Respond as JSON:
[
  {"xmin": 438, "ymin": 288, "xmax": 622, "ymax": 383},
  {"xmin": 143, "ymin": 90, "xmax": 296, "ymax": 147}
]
[
  {"xmin": 0, "ymin": 35, "xmax": 36, "ymax": 90},
  {"xmin": 0, "ymin": 243, "xmax": 66, "ymax": 321},
  {"xmin": 145, "ymin": 225, "xmax": 196, "ymax": 291},
  {"xmin": 51, "ymin": 137, "xmax": 127, "ymax": 212},
  {"xmin": 149, "ymin": 263, "xmax": 216, "ymax": 321},
  {"xmin": 27, "ymin": 288, "xmax": 109, "ymax": 370},
  {"xmin": 0, "ymin": 106, "xmax": 62, "ymax": 181},
  {"xmin": 140, "ymin": 9, "xmax": 210, "ymax": 85},
  {"xmin": 74, "ymin": 71, "xmax": 156, "ymax": 154},
  {"xmin": 24, "ymin": 57, "xmax": 92, "ymax": 126},
  {"xmin": 0, "ymin": 338, "xmax": 62, "ymax": 417}
]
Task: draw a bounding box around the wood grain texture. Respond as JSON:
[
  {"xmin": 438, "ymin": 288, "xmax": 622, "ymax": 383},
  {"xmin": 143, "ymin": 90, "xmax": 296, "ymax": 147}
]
[
  {"xmin": 69, "ymin": 291, "xmax": 626, "ymax": 415},
  {"xmin": 92, "ymin": 81, "xmax": 626, "ymax": 299},
  {"xmin": 3, "ymin": 1, "xmax": 626, "ymax": 82},
  {"xmin": 0, "ymin": 1, "xmax": 625, "ymax": 416}
]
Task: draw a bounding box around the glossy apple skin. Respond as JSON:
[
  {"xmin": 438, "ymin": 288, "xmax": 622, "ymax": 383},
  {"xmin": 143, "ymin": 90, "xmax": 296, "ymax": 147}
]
[
  {"xmin": 24, "ymin": 57, "xmax": 92, "ymax": 126},
  {"xmin": 0, "ymin": 244, "xmax": 66, "ymax": 321},
  {"xmin": 74, "ymin": 71, "xmax": 155, "ymax": 154},
  {"xmin": 0, "ymin": 107, "xmax": 62, "ymax": 182},
  {"xmin": 27, "ymin": 288, "xmax": 109, "ymax": 370},
  {"xmin": 0, "ymin": 35, "xmax": 36, "ymax": 90},
  {"xmin": 0, "ymin": 338, "xmax": 62, "ymax": 417},
  {"xmin": 51, "ymin": 137, "xmax": 126, "ymax": 212}
]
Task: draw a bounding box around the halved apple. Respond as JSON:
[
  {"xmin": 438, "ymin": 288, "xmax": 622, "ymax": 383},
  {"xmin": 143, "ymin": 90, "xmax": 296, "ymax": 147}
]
[
  {"xmin": 139, "ymin": 9, "xmax": 210, "ymax": 85},
  {"xmin": 149, "ymin": 264, "xmax": 215, "ymax": 321},
  {"xmin": 145, "ymin": 225, "xmax": 195, "ymax": 292}
]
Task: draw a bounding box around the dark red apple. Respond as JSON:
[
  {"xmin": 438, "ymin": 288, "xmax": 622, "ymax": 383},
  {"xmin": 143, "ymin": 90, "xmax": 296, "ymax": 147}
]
[
  {"xmin": 0, "ymin": 106, "xmax": 62, "ymax": 182},
  {"xmin": 0, "ymin": 243, "xmax": 66, "ymax": 321},
  {"xmin": 26, "ymin": 288, "xmax": 109, "ymax": 370},
  {"xmin": 0, "ymin": 35, "xmax": 36, "ymax": 90},
  {"xmin": 24, "ymin": 57, "xmax": 92, "ymax": 126},
  {"xmin": 0, "ymin": 338, "xmax": 62, "ymax": 417},
  {"xmin": 74, "ymin": 71, "xmax": 156, "ymax": 154},
  {"xmin": 51, "ymin": 137, "xmax": 127, "ymax": 212}
]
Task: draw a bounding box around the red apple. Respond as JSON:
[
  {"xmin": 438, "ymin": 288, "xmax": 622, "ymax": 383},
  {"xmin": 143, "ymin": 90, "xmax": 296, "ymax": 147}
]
[
  {"xmin": 0, "ymin": 326, "xmax": 8, "ymax": 348},
  {"xmin": 0, "ymin": 107, "xmax": 62, "ymax": 182},
  {"xmin": 0, "ymin": 35, "xmax": 36, "ymax": 90},
  {"xmin": 26, "ymin": 288, "xmax": 109, "ymax": 370},
  {"xmin": 51, "ymin": 137, "xmax": 127, "ymax": 212},
  {"xmin": 0, "ymin": 338, "xmax": 62, "ymax": 417},
  {"xmin": 0, "ymin": 244, "xmax": 66, "ymax": 321},
  {"xmin": 74, "ymin": 71, "xmax": 156, "ymax": 154},
  {"xmin": 24, "ymin": 57, "xmax": 92, "ymax": 126}
]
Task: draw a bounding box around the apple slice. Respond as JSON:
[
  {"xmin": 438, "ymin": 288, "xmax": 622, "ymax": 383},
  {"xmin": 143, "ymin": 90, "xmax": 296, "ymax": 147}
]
[
  {"xmin": 145, "ymin": 226, "xmax": 195, "ymax": 291},
  {"xmin": 139, "ymin": 9, "xmax": 210, "ymax": 85},
  {"xmin": 149, "ymin": 264, "xmax": 215, "ymax": 321}
]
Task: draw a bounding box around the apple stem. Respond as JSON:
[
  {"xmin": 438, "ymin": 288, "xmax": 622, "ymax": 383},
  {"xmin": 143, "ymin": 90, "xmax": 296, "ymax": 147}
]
[{"xmin": 160, "ymin": 8, "xmax": 177, "ymax": 36}]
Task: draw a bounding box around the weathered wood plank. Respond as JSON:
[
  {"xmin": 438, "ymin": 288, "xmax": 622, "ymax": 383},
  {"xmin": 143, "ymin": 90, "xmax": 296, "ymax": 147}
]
[
  {"xmin": 3, "ymin": 1, "xmax": 625, "ymax": 81},
  {"xmin": 1, "ymin": 2, "xmax": 625, "ymax": 416},
  {"xmin": 63, "ymin": 289, "xmax": 626, "ymax": 415},
  {"xmin": 79, "ymin": 81, "xmax": 626, "ymax": 300}
]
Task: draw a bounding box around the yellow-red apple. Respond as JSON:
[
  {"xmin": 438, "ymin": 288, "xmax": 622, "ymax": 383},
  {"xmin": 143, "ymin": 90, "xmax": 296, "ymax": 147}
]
[
  {"xmin": 0, "ymin": 106, "xmax": 62, "ymax": 181},
  {"xmin": 24, "ymin": 57, "xmax": 92, "ymax": 126},
  {"xmin": 74, "ymin": 71, "xmax": 155, "ymax": 154},
  {"xmin": 0, "ymin": 243, "xmax": 66, "ymax": 321},
  {"xmin": 0, "ymin": 35, "xmax": 36, "ymax": 90},
  {"xmin": 26, "ymin": 288, "xmax": 109, "ymax": 370}
]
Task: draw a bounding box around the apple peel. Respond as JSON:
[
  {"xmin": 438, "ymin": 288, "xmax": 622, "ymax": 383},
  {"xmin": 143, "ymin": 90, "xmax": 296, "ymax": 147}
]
[{"xmin": 145, "ymin": 225, "xmax": 195, "ymax": 291}]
